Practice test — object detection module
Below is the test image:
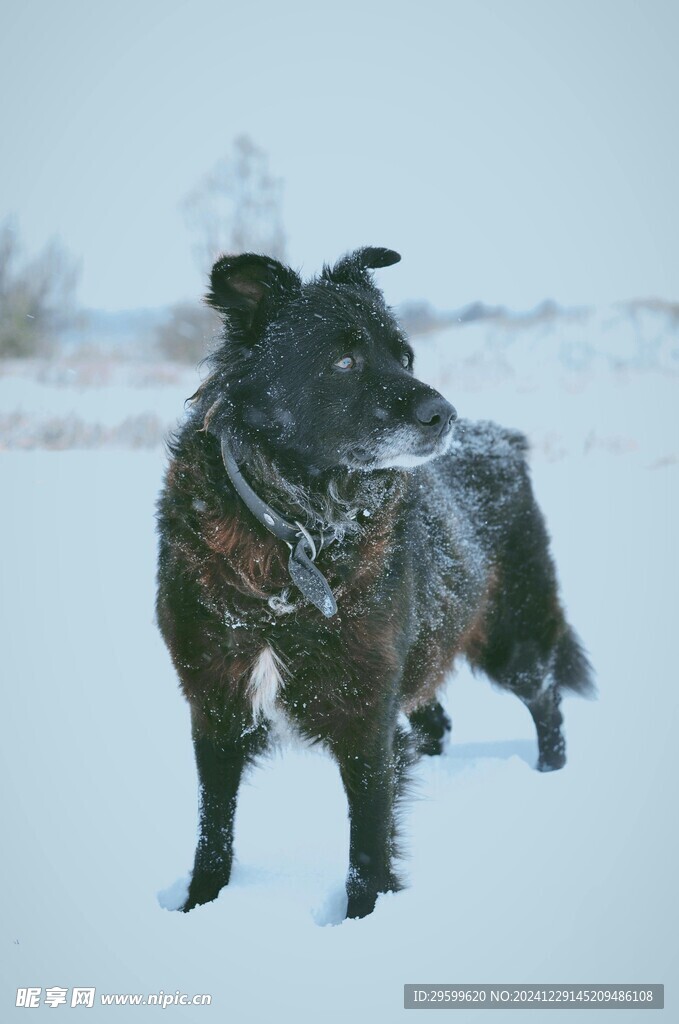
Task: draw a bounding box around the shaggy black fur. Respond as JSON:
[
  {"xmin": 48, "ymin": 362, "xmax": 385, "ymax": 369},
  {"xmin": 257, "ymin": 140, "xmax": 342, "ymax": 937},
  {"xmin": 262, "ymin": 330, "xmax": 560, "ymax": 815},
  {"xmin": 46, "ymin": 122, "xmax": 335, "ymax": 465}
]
[{"xmin": 156, "ymin": 247, "xmax": 592, "ymax": 920}]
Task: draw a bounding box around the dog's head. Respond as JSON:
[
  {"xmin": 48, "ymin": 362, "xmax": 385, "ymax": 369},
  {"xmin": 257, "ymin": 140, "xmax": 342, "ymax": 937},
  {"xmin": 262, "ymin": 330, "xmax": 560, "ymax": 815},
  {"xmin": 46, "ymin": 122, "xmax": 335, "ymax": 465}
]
[{"xmin": 202, "ymin": 247, "xmax": 456, "ymax": 474}]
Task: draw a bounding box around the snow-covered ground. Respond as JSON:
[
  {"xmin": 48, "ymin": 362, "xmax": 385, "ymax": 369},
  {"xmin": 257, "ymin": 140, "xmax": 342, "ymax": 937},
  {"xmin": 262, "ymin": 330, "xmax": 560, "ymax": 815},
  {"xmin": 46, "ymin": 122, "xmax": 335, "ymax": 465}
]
[{"xmin": 1, "ymin": 311, "xmax": 677, "ymax": 1021}]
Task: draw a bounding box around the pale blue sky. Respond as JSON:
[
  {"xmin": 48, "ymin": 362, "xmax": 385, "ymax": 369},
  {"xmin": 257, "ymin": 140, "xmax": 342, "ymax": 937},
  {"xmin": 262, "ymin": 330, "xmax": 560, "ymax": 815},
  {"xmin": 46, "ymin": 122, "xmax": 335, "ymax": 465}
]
[{"xmin": 1, "ymin": 0, "xmax": 676, "ymax": 311}]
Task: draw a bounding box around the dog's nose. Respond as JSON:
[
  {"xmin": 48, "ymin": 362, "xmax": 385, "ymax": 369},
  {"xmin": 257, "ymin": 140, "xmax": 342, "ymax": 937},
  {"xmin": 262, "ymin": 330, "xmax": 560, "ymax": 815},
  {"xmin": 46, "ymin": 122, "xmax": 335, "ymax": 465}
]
[{"xmin": 415, "ymin": 394, "xmax": 457, "ymax": 435}]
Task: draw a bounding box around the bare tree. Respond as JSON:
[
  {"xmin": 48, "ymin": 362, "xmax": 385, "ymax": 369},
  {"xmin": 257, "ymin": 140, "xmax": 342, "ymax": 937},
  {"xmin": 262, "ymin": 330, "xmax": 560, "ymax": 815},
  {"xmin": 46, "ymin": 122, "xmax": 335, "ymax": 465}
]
[
  {"xmin": 183, "ymin": 134, "xmax": 286, "ymax": 272},
  {"xmin": 0, "ymin": 219, "xmax": 80, "ymax": 358},
  {"xmin": 157, "ymin": 137, "xmax": 286, "ymax": 363}
]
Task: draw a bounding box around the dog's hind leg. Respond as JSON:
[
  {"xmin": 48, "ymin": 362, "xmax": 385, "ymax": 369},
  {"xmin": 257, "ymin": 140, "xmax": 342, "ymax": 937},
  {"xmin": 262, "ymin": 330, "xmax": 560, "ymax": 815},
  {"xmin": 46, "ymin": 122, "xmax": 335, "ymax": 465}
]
[
  {"xmin": 481, "ymin": 636, "xmax": 579, "ymax": 773},
  {"xmin": 182, "ymin": 710, "xmax": 267, "ymax": 912},
  {"xmin": 480, "ymin": 637, "xmax": 568, "ymax": 772},
  {"xmin": 519, "ymin": 678, "xmax": 566, "ymax": 772},
  {"xmin": 485, "ymin": 622, "xmax": 593, "ymax": 771},
  {"xmin": 523, "ymin": 625, "xmax": 593, "ymax": 772},
  {"xmin": 408, "ymin": 700, "xmax": 451, "ymax": 756}
]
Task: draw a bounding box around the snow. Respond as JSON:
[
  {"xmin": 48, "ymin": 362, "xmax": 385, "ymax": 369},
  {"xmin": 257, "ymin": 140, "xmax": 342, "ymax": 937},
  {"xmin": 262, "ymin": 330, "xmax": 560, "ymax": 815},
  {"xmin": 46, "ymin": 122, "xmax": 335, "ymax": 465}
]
[{"xmin": 1, "ymin": 312, "xmax": 677, "ymax": 1020}]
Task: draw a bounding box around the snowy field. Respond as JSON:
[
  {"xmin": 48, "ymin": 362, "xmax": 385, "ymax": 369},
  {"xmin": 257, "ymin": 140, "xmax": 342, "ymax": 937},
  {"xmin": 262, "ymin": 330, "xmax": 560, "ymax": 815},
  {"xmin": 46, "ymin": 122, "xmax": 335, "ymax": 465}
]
[{"xmin": 1, "ymin": 310, "xmax": 678, "ymax": 1021}]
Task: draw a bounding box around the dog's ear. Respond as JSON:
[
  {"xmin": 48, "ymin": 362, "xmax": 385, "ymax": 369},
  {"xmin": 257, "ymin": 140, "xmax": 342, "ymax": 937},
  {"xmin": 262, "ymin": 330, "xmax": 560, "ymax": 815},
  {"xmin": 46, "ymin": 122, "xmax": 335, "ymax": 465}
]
[
  {"xmin": 206, "ymin": 254, "xmax": 301, "ymax": 340},
  {"xmin": 322, "ymin": 247, "xmax": 401, "ymax": 288}
]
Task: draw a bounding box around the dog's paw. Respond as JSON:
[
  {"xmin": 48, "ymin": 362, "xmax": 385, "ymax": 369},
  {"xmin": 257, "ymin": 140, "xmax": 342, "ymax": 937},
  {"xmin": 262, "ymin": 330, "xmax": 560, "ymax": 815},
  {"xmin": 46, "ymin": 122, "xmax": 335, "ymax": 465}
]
[
  {"xmin": 417, "ymin": 734, "xmax": 448, "ymax": 757},
  {"xmin": 345, "ymin": 891, "xmax": 378, "ymax": 920},
  {"xmin": 180, "ymin": 872, "xmax": 229, "ymax": 912},
  {"xmin": 537, "ymin": 749, "xmax": 567, "ymax": 772},
  {"xmin": 345, "ymin": 872, "xmax": 401, "ymax": 921},
  {"xmin": 409, "ymin": 702, "xmax": 452, "ymax": 757}
]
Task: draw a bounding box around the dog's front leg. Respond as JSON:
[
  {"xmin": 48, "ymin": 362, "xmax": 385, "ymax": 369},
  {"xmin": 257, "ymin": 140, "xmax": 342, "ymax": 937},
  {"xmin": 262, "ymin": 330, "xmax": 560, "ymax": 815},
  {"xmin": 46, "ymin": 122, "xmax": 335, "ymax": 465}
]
[
  {"xmin": 182, "ymin": 709, "xmax": 265, "ymax": 912},
  {"xmin": 335, "ymin": 733, "xmax": 403, "ymax": 920}
]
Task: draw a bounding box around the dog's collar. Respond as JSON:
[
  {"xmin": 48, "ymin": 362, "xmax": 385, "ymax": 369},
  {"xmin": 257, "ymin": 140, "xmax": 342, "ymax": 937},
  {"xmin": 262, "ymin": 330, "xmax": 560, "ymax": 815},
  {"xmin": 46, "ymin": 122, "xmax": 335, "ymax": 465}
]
[{"xmin": 220, "ymin": 436, "xmax": 338, "ymax": 618}]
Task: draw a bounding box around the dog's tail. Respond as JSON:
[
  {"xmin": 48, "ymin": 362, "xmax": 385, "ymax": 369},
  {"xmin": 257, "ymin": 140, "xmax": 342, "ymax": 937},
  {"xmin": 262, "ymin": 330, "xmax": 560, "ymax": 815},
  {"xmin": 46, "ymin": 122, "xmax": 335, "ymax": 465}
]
[{"xmin": 553, "ymin": 625, "xmax": 596, "ymax": 698}]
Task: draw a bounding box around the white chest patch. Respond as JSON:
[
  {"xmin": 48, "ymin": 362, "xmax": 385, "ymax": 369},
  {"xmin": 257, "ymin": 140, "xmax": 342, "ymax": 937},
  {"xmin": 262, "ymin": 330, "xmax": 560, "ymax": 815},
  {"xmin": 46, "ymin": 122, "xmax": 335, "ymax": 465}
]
[{"xmin": 248, "ymin": 645, "xmax": 288, "ymax": 722}]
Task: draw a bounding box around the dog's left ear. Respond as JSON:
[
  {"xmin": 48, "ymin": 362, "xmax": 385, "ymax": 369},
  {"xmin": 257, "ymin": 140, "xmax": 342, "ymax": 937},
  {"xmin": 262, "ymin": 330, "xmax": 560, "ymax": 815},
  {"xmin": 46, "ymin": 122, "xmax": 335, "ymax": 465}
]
[
  {"xmin": 322, "ymin": 246, "xmax": 401, "ymax": 288},
  {"xmin": 206, "ymin": 254, "xmax": 302, "ymax": 341}
]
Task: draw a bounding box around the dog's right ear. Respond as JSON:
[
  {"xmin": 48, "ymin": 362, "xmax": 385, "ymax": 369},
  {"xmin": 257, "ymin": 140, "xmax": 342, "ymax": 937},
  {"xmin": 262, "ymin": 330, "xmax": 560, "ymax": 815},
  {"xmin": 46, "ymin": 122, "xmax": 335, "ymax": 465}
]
[{"xmin": 206, "ymin": 254, "xmax": 301, "ymax": 341}]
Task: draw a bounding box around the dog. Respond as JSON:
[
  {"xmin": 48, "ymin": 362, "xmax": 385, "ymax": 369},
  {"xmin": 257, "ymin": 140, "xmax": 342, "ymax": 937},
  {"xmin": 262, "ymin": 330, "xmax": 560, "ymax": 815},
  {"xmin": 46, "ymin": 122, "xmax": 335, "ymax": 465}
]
[{"xmin": 156, "ymin": 246, "xmax": 592, "ymax": 920}]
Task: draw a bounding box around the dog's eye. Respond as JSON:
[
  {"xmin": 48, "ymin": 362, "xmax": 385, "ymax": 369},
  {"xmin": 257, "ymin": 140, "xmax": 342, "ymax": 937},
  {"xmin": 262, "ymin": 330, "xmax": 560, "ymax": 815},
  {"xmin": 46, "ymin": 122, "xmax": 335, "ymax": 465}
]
[
  {"xmin": 401, "ymin": 353, "xmax": 413, "ymax": 369},
  {"xmin": 334, "ymin": 355, "xmax": 356, "ymax": 370}
]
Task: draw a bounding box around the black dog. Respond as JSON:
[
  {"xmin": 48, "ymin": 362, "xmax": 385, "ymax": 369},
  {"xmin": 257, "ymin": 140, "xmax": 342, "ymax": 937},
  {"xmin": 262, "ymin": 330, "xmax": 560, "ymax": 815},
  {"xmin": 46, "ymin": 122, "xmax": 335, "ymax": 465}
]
[{"xmin": 156, "ymin": 247, "xmax": 592, "ymax": 920}]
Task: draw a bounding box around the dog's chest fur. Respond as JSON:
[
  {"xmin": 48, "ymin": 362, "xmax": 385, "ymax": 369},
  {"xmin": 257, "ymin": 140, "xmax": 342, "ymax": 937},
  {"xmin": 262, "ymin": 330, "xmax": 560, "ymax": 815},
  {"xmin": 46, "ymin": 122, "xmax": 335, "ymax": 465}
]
[{"xmin": 190, "ymin": 456, "xmax": 407, "ymax": 617}]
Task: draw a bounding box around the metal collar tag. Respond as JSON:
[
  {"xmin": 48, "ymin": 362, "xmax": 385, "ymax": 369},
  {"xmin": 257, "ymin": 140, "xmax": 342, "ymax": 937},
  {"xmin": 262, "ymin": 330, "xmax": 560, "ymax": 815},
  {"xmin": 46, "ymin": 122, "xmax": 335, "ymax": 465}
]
[{"xmin": 220, "ymin": 437, "xmax": 338, "ymax": 617}]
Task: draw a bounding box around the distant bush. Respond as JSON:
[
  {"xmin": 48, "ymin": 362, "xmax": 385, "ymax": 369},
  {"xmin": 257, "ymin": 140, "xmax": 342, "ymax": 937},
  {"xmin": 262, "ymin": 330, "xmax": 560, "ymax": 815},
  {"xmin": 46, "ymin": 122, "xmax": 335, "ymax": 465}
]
[
  {"xmin": 0, "ymin": 411, "xmax": 167, "ymax": 451},
  {"xmin": 155, "ymin": 301, "xmax": 221, "ymax": 364},
  {"xmin": 0, "ymin": 219, "xmax": 80, "ymax": 358},
  {"xmin": 398, "ymin": 301, "xmax": 457, "ymax": 336}
]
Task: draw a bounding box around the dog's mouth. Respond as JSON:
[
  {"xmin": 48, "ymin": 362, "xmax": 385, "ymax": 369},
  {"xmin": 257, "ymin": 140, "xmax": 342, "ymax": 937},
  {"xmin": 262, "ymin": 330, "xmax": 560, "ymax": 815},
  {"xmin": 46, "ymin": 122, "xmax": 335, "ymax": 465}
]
[{"xmin": 347, "ymin": 423, "xmax": 455, "ymax": 471}]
